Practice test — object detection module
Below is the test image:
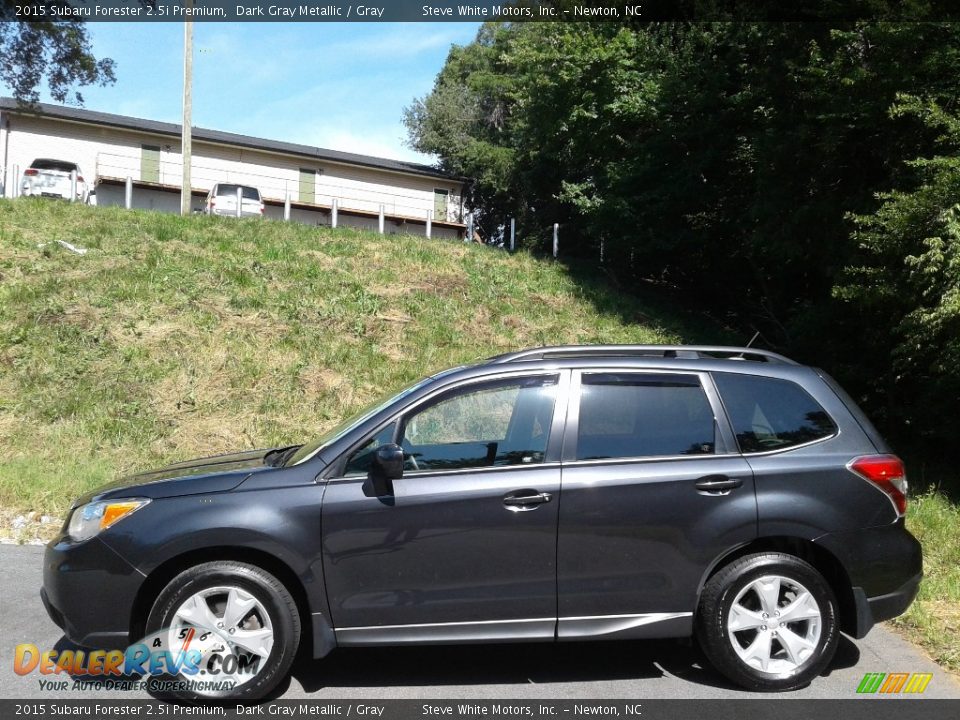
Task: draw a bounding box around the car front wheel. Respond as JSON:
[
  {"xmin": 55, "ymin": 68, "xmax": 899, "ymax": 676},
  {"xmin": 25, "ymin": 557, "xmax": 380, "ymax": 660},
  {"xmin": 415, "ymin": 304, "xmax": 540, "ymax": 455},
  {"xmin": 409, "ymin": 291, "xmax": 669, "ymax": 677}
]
[
  {"xmin": 696, "ymin": 552, "xmax": 840, "ymax": 691},
  {"xmin": 145, "ymin": 561, "xmax": 300, "ymax": 701}
]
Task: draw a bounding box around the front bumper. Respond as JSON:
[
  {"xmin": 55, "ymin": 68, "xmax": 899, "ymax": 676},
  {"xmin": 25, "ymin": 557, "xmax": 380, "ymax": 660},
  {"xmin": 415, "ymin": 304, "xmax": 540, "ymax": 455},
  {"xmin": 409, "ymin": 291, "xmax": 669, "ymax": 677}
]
[{"xmin": 42, "ymin": 535, "xmax": 145, "ymax": 648}]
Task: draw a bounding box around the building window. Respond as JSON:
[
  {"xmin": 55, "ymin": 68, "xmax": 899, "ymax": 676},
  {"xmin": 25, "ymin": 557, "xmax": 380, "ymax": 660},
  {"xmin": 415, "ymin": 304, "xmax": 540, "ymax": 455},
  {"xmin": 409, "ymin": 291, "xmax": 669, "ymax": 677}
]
[
  {"xmin": 434, "ymin": 188, "xmax": 449, "ymax": 221},
  {"xmin": 141, "ymin": 145, "xmax": 160, "ymax": 184},
  {"xmin": 299, "ymin": 168, "xmax": 316, "ymax": 204}
]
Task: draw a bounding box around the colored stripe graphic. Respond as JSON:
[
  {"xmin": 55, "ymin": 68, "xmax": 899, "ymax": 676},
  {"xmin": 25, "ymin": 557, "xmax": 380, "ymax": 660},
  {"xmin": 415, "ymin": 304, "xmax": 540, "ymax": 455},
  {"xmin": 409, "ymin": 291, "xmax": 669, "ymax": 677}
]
[
  {"xmin": 903, "ymin": 673, "xmax": 933, "ymax": 694},
  {"xmin": 857, "ymin": 672, "xmax": 886, "ymax": 693},
  {"xmin": 858, "ymin": 672, "xmax": 932, "ymax": 694},
  {"xmin": 880, "ymin": 673, "xmax": 910, "ymax": 693}
]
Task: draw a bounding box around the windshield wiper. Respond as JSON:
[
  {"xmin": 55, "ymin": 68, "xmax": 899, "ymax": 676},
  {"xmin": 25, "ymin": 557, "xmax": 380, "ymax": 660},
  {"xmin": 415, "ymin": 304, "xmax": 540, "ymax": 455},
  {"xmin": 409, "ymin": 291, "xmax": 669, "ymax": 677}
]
[{"xmin": 264, "ymin": 445, "xmax": 303, "ymax": 467}]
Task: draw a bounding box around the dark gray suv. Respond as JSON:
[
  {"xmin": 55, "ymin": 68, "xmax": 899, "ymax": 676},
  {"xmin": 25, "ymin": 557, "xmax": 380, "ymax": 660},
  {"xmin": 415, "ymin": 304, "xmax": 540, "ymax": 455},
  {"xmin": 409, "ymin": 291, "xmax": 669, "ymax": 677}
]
[{"xmin": 42, "ymin": 345, "xmax": 922, "ymax": 700}]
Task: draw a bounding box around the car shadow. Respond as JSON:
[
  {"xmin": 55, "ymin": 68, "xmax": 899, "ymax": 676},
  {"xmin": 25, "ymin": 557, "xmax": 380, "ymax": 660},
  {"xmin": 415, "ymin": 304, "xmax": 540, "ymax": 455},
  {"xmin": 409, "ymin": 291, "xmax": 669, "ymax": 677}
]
[
  {"xmin": 49, "ymin": 631, "xmax": 861, "ymax": 699},
  {"xmin": 282, "ymin": 635, "xmax": 861, "ymax": 696}
]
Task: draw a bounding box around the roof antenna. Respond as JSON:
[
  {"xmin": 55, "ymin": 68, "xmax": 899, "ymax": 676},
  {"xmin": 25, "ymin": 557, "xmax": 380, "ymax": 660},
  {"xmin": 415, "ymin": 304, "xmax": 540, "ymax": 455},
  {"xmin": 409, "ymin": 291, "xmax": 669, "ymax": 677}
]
[{"xmin": 736, "ymin": 331, "xmax": 761, "ymax": 360}]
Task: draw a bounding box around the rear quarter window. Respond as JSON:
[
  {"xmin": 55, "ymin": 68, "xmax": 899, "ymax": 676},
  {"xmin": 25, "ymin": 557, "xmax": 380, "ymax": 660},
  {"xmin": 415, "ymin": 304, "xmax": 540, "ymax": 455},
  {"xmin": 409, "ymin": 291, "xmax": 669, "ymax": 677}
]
[{"xmin": 713, "ymin": 373, "xmax": 837, "ymax": 453}]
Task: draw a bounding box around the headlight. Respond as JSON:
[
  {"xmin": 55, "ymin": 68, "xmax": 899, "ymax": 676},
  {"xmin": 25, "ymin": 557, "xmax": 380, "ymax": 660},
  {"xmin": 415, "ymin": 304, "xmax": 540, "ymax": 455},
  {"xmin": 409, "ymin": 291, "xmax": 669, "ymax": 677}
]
[{"xmin": 67, "ymin": 499, "xmax": 150, "ymax": 542}]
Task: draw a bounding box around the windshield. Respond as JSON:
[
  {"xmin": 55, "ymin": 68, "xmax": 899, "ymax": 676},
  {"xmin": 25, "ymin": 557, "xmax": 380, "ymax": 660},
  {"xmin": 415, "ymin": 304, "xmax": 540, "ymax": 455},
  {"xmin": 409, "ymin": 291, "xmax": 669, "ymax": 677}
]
[{"xmin": 284, "ymin": 373, "xmax": 444, "ymax": 466}]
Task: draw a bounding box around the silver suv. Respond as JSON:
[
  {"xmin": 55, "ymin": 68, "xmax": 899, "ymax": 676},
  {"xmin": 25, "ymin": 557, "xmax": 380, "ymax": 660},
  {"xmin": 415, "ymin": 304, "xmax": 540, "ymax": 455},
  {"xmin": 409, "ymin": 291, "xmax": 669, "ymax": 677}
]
[{"xmin": 203, "ymin": 183, "xmax": 264, "ymax": 217}]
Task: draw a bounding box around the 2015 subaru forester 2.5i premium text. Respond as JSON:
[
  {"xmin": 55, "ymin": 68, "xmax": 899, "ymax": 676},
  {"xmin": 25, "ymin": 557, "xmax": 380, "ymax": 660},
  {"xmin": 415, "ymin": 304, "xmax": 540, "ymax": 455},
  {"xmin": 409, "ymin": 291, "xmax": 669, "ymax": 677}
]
[{"xmin": 42, "ymin": 345, "xmax": 922, "ymax": 700}]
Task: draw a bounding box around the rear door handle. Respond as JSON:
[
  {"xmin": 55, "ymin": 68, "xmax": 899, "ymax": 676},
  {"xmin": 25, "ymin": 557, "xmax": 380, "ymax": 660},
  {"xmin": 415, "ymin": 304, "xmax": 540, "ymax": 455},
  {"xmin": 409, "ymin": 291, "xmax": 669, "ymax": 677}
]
[
  {"xmin": 503, "ymin": 491, "xmax": 553, "ymax": 511},
  {"xmin": 694, "ymin": 475, "xmax": 743, "ymax": 495}
]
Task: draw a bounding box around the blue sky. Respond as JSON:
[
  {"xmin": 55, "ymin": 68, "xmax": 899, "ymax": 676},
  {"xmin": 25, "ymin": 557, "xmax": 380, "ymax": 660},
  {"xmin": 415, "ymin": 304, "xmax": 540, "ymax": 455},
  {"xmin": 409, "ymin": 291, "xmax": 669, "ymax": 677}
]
[{"xmin": 7, "ymin": 22, "xmax": 481, "ymax": 163}]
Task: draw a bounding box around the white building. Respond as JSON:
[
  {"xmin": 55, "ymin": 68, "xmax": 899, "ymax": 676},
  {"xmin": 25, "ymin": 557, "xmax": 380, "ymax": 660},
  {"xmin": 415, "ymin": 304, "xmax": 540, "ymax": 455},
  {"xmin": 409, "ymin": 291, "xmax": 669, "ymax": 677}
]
[{"xmin": 0, "ymin": 98, "xmax": 467, "ymax": 239}]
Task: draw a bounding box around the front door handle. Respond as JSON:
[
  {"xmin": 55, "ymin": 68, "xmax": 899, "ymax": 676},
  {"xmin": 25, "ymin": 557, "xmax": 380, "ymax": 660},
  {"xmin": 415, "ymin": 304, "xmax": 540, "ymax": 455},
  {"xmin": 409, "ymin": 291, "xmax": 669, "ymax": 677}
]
[
  {"xmin": 694, "ymin": 475, "xmax": 743, "ymax": 495},
  {"xmin": 503, "ymin": 491, "xmax": 553, "ymax": 511}
]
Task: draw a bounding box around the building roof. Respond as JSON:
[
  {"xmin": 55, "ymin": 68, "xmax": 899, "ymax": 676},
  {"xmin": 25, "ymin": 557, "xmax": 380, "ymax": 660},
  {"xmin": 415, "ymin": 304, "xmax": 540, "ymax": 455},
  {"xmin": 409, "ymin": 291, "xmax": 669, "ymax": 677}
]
[{"xmin": 0, "ymin": 97, "xmax": 461, "ymax": 183}]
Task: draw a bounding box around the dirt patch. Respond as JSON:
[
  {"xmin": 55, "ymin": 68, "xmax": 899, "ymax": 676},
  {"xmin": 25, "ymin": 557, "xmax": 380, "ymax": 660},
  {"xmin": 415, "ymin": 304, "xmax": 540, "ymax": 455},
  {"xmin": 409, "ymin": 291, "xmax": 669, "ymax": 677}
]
[
  {"xmin": 150, "ymin": 413, "xmax": 261, "ymax": 459},
  {"xmin": 299, "ymin": 366, "xmax": 345, "ymax": 399}
]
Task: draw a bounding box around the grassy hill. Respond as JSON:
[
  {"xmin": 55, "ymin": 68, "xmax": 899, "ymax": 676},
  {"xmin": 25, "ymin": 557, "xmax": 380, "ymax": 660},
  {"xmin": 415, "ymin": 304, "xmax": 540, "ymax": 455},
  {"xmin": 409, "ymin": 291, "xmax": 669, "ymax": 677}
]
[
  {"xmin": 1, "ymin": 198, "xmax": 957, "ymax": 674},
  {"xmin": 0, "ymin": 198, "xmax": 687, "ymax": 517}
]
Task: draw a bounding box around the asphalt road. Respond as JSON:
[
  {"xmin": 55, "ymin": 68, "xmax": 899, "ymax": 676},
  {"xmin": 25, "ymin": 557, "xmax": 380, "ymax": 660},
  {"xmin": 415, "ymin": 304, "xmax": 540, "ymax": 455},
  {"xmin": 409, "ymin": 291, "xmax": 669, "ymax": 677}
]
[{"xmin": 2, "ymin": 544, "xmax": 958, "ymax": 701}]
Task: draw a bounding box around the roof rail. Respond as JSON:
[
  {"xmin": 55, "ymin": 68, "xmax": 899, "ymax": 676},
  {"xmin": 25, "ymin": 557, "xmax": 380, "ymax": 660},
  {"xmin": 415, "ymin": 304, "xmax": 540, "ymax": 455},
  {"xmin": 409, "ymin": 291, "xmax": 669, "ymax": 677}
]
[{"xmin": 486, "ymin": 345, "xmax": 797, "ymax": 365}]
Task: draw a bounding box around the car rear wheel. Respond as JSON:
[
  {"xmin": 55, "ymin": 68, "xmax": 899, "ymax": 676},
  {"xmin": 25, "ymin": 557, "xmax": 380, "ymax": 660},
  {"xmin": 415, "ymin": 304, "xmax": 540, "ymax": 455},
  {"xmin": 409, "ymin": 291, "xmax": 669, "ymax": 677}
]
[
  {"xmin": 696, "ymin": 552, "xmax": 839, "ymax": 691},
  {"xmin": 145, "ymin": 561, "xmax": 300, "ymax": 701}
]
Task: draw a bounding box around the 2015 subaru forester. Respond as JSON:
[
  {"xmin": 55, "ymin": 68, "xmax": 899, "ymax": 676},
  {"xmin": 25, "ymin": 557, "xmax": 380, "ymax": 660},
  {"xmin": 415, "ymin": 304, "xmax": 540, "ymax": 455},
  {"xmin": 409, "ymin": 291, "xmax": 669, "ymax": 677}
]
[{"xmin": 42, "ymin": 345, "xmax": 922, "ymax": 700}]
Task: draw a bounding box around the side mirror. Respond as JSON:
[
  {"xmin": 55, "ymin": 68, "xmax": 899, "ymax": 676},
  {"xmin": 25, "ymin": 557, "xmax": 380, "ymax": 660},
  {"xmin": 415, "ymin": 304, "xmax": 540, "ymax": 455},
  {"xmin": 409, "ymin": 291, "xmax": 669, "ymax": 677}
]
[{"xmin": 369, "ymin": 443, "xmax": 404, "ymax": 495}]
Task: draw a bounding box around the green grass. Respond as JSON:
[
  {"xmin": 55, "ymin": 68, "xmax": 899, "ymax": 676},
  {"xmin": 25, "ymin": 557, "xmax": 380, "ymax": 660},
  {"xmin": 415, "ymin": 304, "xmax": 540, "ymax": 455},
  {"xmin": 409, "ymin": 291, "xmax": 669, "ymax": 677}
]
[
  {"xmin": 0, "ymin": 198, "xmax": 682, "ymax": 514},
  {"xmin": 895, "ymin": 492, "xmax": 960, "ymax": 674},
  {"xmin": 1, "ymin": 198, "xmax": 957, "ymax": 677}
]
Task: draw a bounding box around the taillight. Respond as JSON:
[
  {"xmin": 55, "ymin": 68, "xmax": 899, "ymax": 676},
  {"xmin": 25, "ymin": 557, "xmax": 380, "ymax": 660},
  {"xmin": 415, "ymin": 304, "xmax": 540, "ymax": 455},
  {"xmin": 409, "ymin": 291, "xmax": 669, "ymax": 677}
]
[
  {"xmin": 76, "ymin": 176, "xmax": 84, "ymax": 183},
  {"xmin": 259, "ymin": 203, "xmax": 265, "ymax": 214},
  {"xmin": 24, "ymin": 168, "xmax": 38, "ymax": 176},
  {"xmin": 848, "ymin": 454, "xmax": 908, "ymax": 516}
]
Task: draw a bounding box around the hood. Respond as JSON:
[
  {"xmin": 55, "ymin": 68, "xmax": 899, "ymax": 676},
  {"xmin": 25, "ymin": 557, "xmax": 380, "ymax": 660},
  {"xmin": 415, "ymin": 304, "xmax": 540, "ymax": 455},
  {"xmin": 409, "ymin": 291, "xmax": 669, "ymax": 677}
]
[{"xmin": 75, "ymin": 448, "xmax": 281, "ymax": 507}]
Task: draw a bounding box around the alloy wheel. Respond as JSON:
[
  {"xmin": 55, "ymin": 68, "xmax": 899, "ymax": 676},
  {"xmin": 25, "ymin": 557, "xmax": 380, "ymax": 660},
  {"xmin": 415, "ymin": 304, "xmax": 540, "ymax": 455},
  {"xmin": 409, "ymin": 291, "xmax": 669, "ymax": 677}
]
[
  {"xmin": 168, "ymin": 585, "xmax": 274, "ymax": 690},
  {"xmin": 726, "ymin": 574, "xmax": 822, "ymax": 675}
]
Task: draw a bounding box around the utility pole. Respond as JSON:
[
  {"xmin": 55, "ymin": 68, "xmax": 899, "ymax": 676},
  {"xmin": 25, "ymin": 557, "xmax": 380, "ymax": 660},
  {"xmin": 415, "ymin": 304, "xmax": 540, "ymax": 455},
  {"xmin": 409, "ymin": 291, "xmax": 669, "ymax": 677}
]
[{"xmin": 180, "ymin": 12, "xmax": 193, "ymax": 216}]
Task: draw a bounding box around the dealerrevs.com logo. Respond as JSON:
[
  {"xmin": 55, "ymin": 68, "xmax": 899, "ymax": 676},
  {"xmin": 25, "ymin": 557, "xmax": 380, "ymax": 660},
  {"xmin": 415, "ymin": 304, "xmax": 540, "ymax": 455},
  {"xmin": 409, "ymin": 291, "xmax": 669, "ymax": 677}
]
[
  {"xmin": 857, "ymin": 672, "xmax": 933, "ymax": 694},
  {"xmin": 12, "ymin": 628, "xmax": 257, "ymax": 692}
]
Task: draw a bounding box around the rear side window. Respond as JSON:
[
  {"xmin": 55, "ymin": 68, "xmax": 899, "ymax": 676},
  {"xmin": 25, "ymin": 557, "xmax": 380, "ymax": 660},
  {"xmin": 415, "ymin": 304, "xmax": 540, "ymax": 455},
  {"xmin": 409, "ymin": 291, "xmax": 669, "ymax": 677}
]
[
  {"xmin": 576, "ymin": 373, "xmax": 715, "ymax": 460},
  {"xmin": 713, "ymin": 373, "xmax": 837, "ymax": 453}
]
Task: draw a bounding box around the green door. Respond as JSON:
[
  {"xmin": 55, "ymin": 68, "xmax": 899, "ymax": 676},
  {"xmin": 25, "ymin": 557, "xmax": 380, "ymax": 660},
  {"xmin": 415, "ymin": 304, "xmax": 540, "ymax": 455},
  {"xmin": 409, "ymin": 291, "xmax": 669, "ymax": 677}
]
[
  {"xmin": 140, "ymin": 145, "xmax": 160, "ymax": 184},
  {"xmin": 434, "ymin": 189, "xmax": 449, "ymax": 220},
  {"xmin": 299, "ymin": 169, "xmax": 315, "ymax": 204}
]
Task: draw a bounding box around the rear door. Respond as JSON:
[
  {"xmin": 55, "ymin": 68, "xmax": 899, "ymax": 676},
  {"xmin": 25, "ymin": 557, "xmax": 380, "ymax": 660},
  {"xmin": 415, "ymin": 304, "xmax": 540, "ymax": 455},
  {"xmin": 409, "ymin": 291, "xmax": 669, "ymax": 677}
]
[{"xmin": 557, "ymin": 369, "xmax": 756, "ymax": 639}]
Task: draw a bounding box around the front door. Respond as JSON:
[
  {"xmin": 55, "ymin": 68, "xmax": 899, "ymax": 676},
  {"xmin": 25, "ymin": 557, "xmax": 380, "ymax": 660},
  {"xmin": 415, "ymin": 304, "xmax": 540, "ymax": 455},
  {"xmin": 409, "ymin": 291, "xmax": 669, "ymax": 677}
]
[
  {"xmin": 557, "ymin": 370, "xmax": 756, "ymax": 639},
  {"xmin": 321, "ymin": 372, "xmax": 567, "ymax": 644},
  {"xmin": 433, "ymin": 188, "xmax": 449, "ymax": 220}
]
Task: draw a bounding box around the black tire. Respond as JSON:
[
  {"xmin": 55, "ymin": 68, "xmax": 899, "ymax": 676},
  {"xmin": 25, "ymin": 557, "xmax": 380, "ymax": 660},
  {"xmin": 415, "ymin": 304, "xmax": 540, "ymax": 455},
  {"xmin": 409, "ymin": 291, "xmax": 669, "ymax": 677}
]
[
  {"xmin": 696, "ymin": 552, "xmax": 839, "ymax": 691},
  {"xmin": 145, "ymin": 561, "xmax": 300, "ymax": 701}
]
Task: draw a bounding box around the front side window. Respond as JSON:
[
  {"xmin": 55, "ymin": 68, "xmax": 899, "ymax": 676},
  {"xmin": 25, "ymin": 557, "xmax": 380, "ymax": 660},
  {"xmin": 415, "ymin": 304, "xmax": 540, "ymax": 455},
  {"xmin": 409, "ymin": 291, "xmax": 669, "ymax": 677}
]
[
  {"xmin": 344, "ymin": 423, "xmax": 398, "ymax": 477},
  {"xmin": 398, "ymin": 376, "xmax": 558, "ymax": 472},
  {"xmin": 576, "ymin": 373, "xmax": 715, "ymax": 460},
  {"xmin": 713, "ymin": 373, "xmax": 837, "ymax": 453}
]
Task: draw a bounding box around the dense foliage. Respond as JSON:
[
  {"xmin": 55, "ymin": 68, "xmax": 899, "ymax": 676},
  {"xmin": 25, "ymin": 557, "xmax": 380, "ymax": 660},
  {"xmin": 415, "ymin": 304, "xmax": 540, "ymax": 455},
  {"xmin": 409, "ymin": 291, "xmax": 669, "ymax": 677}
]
[{"xmin": 406, "ymin": 21, "xmax": 960, "ymax": 453}]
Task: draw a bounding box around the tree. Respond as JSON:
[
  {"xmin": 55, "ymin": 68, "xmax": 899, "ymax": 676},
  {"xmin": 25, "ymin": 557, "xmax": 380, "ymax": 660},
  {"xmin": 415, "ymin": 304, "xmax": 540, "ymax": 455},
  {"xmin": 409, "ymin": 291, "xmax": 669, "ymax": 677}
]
[
  {"xmin": 837, "ymin": 96, "xmax": 960, "ymax": 447},
  {"xmin": 0, "ymin": 1, "xmax": 118, "ymax": 104},
  {"xmin": 408, "ymin": 20, "xmax": 960, "ymax": 448}
]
